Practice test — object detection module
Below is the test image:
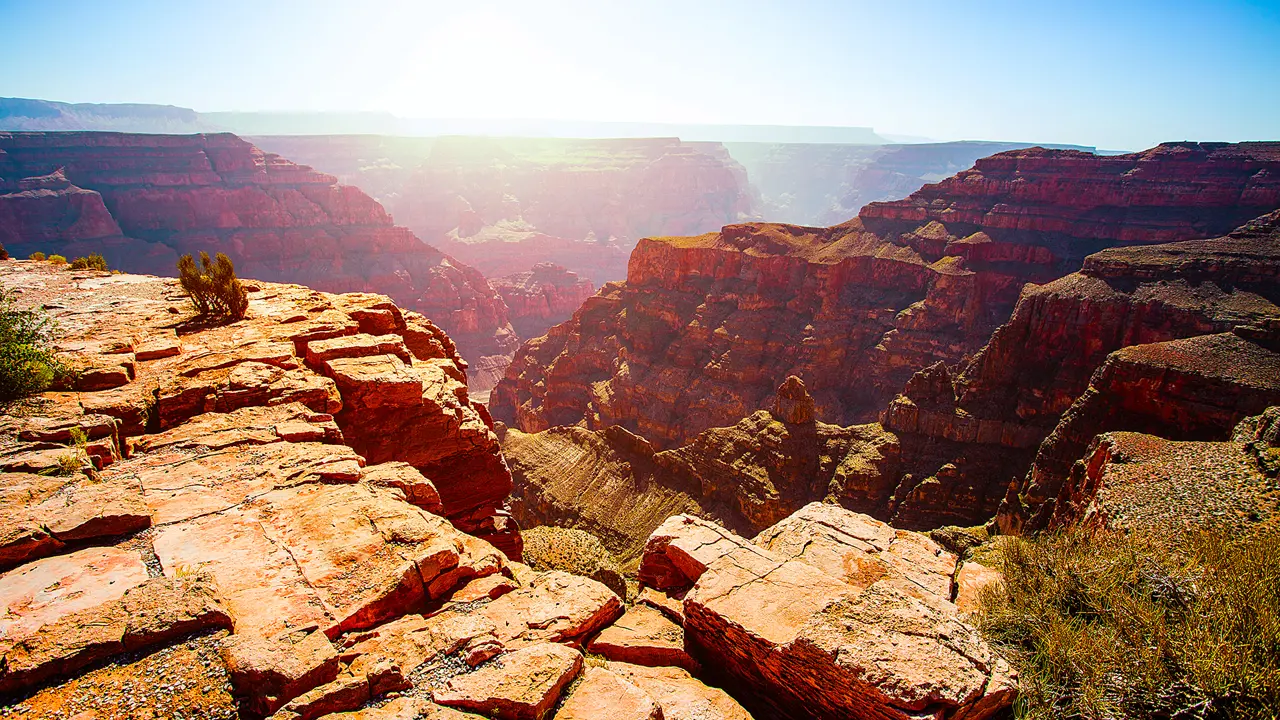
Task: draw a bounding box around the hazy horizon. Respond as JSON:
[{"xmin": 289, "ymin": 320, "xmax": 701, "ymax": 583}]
[{"xmin": 2, "ymin": 0, "xmax": 1278, "ymax": 150}]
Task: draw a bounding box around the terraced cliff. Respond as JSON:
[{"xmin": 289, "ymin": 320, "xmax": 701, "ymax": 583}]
[{"xmin": 493, "ymin": 142, "xmax": 1280, "ymax": 448}]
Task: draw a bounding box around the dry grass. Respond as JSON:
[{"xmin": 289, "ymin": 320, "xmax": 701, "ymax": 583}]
[{"xmin": 978, "ymin": 527, "xmax": 1280, "ymax": 719}]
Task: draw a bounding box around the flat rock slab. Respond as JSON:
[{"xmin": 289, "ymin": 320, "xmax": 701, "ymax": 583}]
[
  {"xmin": 556, "ymin": 666, "xmax": 663, "ymax": 720},
  {"xmin": 0, "ymin": 545, "xmax": 148, "ymax": 641},
  {"xmin": 0, "ymin": 472, "xmax": 148, "ymax": 569},
  {"xmin": 606, "ymin": 662, "xmax": 754, "ymax": 720},
  {"xmin": 478, "ymin": 570, "xmax": 623, "ymax": 647},
  {"xmin": 129, "ymin": 402, "xmax": 343, "ymax": 454},
  {"xmin": 434, "ymin": 642, "xmax": 583, "ymax": 720},
  {"xmin": 589, "ymin": 603, "xmax": 696, "ymax": 672},
  {"xmin": 153, "ymin": 483, "xmax": 502, "ymax": 639}
]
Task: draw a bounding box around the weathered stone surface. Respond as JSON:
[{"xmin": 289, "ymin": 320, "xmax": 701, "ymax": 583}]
[
  {"xmin": 315, "ymin": 697, "xmax": 483, "ymax": 719},
  {"xmin": 477, "ymin": 570, "xmax": 624, "ymax": 647},
  {"xmin": 433, "ymin": 642, "xmax": 583, "ymax": 720},
  {"xmin": 638, "ymin": 515, "xmax": 760, "ymax": 593},
  {"xmin": 589, "ymin": 603, "xmax": 696, "ymax": 672},
  {"xmin": 606, "ymin": 661, "xmax": 754, "ymax": 720},
  {"xmin": 556, "ymin": 666, "xmax": 663, "ymax": 720},
  {"xmin": 0, "ymin": 261, "xmax": 527, "ymax": 713},
  {"xmin": 638, "ymin": 503, "xmax": 1010, "ymax": 720}
]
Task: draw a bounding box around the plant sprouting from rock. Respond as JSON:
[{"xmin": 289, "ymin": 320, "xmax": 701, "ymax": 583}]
[
  {"xmin": 177, "ymin": 251, "xmax": 249, "ymax": 320},
  {"xmin": 0, "ymin": 283, "xmax": 62, "ymax": 402},
  {"xmin": 69, "ymin": 253, "xmax": 108, "ymax": 271}
]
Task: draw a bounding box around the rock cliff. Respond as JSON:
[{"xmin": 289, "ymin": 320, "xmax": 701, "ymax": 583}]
[
  {"xmin": 493, "ymin": 143, "xmax": 1280, "ymax": 449},
  {"xmin": 489, "ymin": 263, "xmax": 595, "ymax": 341},
  {"xmin": 885, "ymin": 209, "xmax": 1280, "ymax": 531},
  {"xmin": 0, "ymin": 131, "xmax": 517, "ymax": 392},
  {"xmin": 0, "ymin": 260, "xmax": 759, "ymax": 719}
]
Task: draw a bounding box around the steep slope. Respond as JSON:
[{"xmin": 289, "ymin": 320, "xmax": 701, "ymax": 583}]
[
  {"xmin": 880, "ymin": 209, "xmax": 1280, "ymax": 531},
  {"xmin": 0, "ymin": 131, "xmax": 517, "ymax": 390},
  {"xmin": 493, "ymin": 142, "xmax": 1280, "ymax": 448}
]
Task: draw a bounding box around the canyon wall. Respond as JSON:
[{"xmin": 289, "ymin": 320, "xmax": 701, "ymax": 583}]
[
  {"xmin": 493, "ymin": 142, "xmax": 1280, "ymax": 449},
  {"xmin": 489, "ymin": 262, "xmax": 596, "ymax": 340},
  {"xmin": 0, "ymin": 131, "xmax": 517, "ymax": 392}
]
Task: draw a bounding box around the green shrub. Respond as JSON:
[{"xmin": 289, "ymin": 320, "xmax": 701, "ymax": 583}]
[
  {"xmin": 978, "ymin": 528, "xmax": 1280, "ymax": 719},
  {"xmin": 48, "ymin": 254, "xmax": 67, "ymax": 265},
  {"xmin": 28, "ymin": 252, "xmax": 45, "ymax": 261},
  {"xmin": 177, "ymin": 251, "xmax": 248, "ymax": 320},
  {"xmin": 69, "ymin": 253, "xmax": 108, "ymax": 271},
  {"xmin": 0, "ymin": 284, "xmax": 62, "ymax": 402}
]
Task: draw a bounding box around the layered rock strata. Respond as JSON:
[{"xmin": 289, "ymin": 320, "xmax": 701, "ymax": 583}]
[
  {"xmin": 494, "ymin": 143, "xmax": 1280, "ymax": 449},
  {"xmin": 0, "ymin": 131, "xmax": 517, "ymax": 389},
  {"xmin": 636, "ymin": 505, "xmax": 1013, "ymax": 720},
  {"xmin": 880, "ymin": 210, "xmax": 1280, "ymax": 531},
  {"xmin": 489, "ymin": 263, "xmax": 595, "ymax": 342},
  {"xmin": 0, "ymin": 260, "xmax": 755, "ymax": 719}
]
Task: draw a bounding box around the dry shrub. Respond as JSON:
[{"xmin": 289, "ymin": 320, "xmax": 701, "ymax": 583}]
[
  {"xmin": 522, "ymin": 526, "xmax": 627, "ymax": 599},
  {"xmin": 177, "ymin": 251, "xmax": 248, "ymax": 320},
  {"xmin": 28, "ymin": 251, "xmax": 45, "ymax": 261},
  {"xmin": 47, "ymin": 254, "xmax": 66, "ymax": 265},
  {"xmin": 978, "ymin": 527, "xmax": 1280, "ymax": 719},
  {"xmin": 69, "ymin": 253, "xmax": 108, "ymax": 271}
]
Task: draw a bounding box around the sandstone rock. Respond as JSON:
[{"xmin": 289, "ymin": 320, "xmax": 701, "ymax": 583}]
[
  {"xmin": 953, "ymin": 561, "xmax": 1003, "ymax": 615},
  {"xmin": 772, "ymin": 376, "xmax": 814, "ymax": 424},
  {"xmin": 555, "ymin": 666, "xmax": 663, "ymax": 720},
  {"xmin": 637, "ymin": 504, "xmax": 1010, "ymax": 720},
  {"xmin": 588, "ymin": 603, "xmax": 697, "ymax": 672},
  {"xmin": 360, "ymin": 461, "xmax": 445, "ymax": 515},
  {"xmin": 315, "ymin": 697, "xmax": 484, "ymax": 719},
  {"xmin": 433, "ymin": 642, "xmax": 583, "ymax": 720},
  {"xmin": 0, "ymin": 471, "xmax": 150, "ymax": 569},
  {"xmin": 477, "ymin": 570, "xmax": 623, "ymax": 647},
  {"xmin": 223, "ymin": 630, "xmax": 341, "ymax": 716},
  {"xmin": 605, "ymin": 661, "xmax": 754, "ymax": 720},
  {"xmin": 636, "ymin": 587, "xmax": 685, "ymax": 626}
]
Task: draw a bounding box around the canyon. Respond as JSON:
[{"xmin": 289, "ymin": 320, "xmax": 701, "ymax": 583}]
[
  {"xmin": 0, "ymin": 259, "xmax": 1012, "ymax": 720},
  {"xmin": 0, "ymin": 131, "xmax": 518, "ymax": 393},
  {"xmin": 496, "ymin": 143, "xmax": 1280, "ymax": 555}
]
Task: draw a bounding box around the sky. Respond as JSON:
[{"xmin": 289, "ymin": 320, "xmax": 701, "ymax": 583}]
[{"xmin": 1, "ymin": 0, "xmax": 1278, "ymax": 149}]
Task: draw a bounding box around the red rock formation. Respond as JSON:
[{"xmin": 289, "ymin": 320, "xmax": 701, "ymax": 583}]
[
  {"xmin": 0, "ymin": 131, "xmax": 517, "ymax": 391},
  {"xmin": 493, "ymin": 142, "xmax": 1280, "ymax": 449},
  {"xmin": 490, "ymin": 262, "xmax": 595, "ymax": 340}
]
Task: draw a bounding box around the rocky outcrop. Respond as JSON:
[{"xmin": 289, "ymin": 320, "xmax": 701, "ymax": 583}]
[
  {"xmin": 637, "ymin": 506, "xmax": 1013, "ymax": 720},
  {"xmin": 876, "ymin": 210, "xmax": 1280, "ymax": 532},
  {"xmin": 0, "ymin": 260, "xmax": 759, "ymax": 719},
  {"xmin": 1005, "ymin": 330, "xmax": 1280, "ymax": 532},
  {"xmin": 0, "ymin": 131, "xmax": 517, "ymax": 391},
  {"xmin": 493, "ymin": 143, "xmax": 1280, "ymax": 450},
  {"xmin": 1047, "ymin": 409, "xmax": 1280, "ymax": 538},
  {"xmin": 489, "ymin": 263, "xmax": 595, "ymax": 340}
]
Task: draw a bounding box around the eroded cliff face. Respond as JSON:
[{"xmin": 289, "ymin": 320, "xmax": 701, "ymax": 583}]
[
  {"xmin": 490, "ymin": 263, "xmax": 595, "ymax": 341},
  {"xmin": 493, "ymin": 143, "xmax": 1280, "ymax": 450},
  {"xmin": 882, "ymin": 209, "xmax": 1280, "ymax": 532},
  {"xmin": 0, "ymin": 260, "xmax": 769, "ymax": 720},
  {"xmin": 0, "ymin": 132, "xmax": 517, "ymax": 392}
]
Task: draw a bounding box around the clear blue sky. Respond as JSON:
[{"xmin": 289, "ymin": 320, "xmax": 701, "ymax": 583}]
[{"xmin": 2, "ymin": 0, "xmax": 1278, "ymax": 149}]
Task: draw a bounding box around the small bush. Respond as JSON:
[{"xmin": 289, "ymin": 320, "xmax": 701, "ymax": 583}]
[
  {"xmin": 69, "ymin": 253, "xmax": 108, "ymax": 271},
  {"xmin": 522, "ymin": 526, "xmax": 627, "ymax": 599},
  {"xmin": 978, "ymin": 527, "xmax": 1280, "ymax": 719},
  {"xmin": 177, "ymin": 251, "xmax": 248, "ymax": 320},
  {"xmin": 47, "ymin": 254, "xmax": 67, "ymax": 265},
  {"xmin": 28, "ymin": 252, "xmax": 45, "ymax": 261},
  {"xmin": 0, "ymin": 283, "xmax": 62, "ymax": 402}
]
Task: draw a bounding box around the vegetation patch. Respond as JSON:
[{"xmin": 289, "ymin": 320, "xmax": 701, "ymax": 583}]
[
  {"xmin": 0, "ymin": 283, "xmax": 64, "ymax": 402},
  {"xmin": 978, "ymin": 527, "xmax": 1280, "ymax": 719},
  {"xmin": 69, "ymin": 253, "xmax": 109, "ymax": 271},
  {"xmin": 178, "ymin": 251, "xmax": 249, "ymax": 320},
  {"xmin": 522, "ymin": 526, "xmax": 628, "ymax": 599}
]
